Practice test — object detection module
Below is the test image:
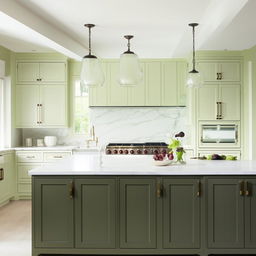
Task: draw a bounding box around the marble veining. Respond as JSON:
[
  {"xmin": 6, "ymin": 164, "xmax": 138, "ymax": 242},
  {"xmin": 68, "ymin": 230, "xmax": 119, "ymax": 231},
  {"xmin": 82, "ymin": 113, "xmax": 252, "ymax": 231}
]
[{"xmin": 21, "ymin": 107, "xmax": 189, "ymax": 147}]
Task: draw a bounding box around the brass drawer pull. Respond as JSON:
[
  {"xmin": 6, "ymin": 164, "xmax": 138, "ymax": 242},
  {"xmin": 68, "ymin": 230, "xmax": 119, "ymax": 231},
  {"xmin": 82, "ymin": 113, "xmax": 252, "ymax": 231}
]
[
  {"xmin": 239, "ymin": 181, "xmax": 244, "ymax": 196},
  {"xmin": 69, "ymin": 181, "xmax": 74, "ymax": 199},
  {"xmin": 197, "ymin": 181, "xmax": 201, "ymax": 197},
  {"xmin": 0, "ymin": 168, "xmax": 4, "ymax": 181},
  {"xmin": 26, "ymin": 156, "xmax": 35, "ymax": 159},
  {"xmin": 53, "ymin": 156, "xmax": 63, "ymax": 159},
  {"xmin": 156, "ymin": 182, "xmax": 163, "ymax": 198},
  {"xmin": 245, "ymin": 181, "xmax": 250, "ymax": 196}
]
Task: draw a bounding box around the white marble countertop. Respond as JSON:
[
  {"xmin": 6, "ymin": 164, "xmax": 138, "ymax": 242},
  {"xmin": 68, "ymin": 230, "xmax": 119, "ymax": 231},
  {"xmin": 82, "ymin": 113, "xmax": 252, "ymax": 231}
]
[
  {"xmin": 29, "ymin": 154, "xmax": 256, "ymax": 176},
  {"xmin": 14, "ymin": 146, "xmax": 77, "ymax": 151},
  {"xmin": 0, "ymin": 148, "xmax": 15, "ymax": 154}
]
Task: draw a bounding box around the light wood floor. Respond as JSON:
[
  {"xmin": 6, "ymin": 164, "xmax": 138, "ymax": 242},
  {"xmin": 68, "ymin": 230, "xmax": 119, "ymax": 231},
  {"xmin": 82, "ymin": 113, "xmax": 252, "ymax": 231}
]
[{"xmin": 0, "ymin": 200, "xmax": 31, "ymax": 256}]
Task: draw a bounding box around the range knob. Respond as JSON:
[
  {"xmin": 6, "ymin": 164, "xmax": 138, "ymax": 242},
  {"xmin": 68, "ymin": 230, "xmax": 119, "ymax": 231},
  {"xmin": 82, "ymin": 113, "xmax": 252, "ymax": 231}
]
[
  {"xmin": 143, "ymin": 149, "xmax": 148, "ymax": 154},
  {"xmin": 130, "ymin": 149, "xmax": 135, "ymax": 154},
  {"xmin": 137, "ymin": 149, "xmax": 142, "ymax": 154},
  {"xmin": 124, "ymin": 149, "xmax": 129, "ymax": 154},
  {"xmin": 119, "ymin": 150, "xmax": 123, "ymax": 154},
  {"xmin": 154, "ymin": 149, "xmax": 159, "ymax": 154},
  {"xmin": 113, "ymin": 149, "xmax": 118, "ymax": 154},
  {"xmin": 106, "ymin": 149, "xmax": 112, "ymax": 154}
]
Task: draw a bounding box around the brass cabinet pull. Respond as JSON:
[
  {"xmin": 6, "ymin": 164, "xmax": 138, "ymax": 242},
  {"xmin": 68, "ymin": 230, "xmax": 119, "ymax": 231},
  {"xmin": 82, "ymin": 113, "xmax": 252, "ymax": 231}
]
[
  {"xmin": 220, "ymin": 72, "xmax": 223, "ymax": 80},
  {"xmin": 0, "ymin": 168, "xmax": 4, "ymax": 181},
  {"xmin": 26, "ymin": 156, "xmax": 35, "ymax": 159},
  {"xmin": 219, "ymin": 102, "xmax": 223, "ymax": 119},
  {"xmin": 216, "ymin": 102, "xmax": 221, "ymax": 119},
  {"xmin": 53, "ymin": 156, "xmax": 63, "ymax": 159},
  {"xmin": 197, "ymin": 181, "xmax": 201, "ymax": 197},
  {"xmin": 37, "ymin": 104, "xmax": 40, "ymax": 124},
  {"xmin": 69, "ymin": 181, "xmax": 74, "ymax": 199},
  {"xmin": 217, "ymin": 73, "xmax": 220, "ymax": 80},
  {"xmin": 156, "ymin": 182, "xmax": 163, "ymax": 198},
  {"xmin": 245, "ymin": 181, "xmax": 250, "ymax": 196},
  {"xmin": 239, "ymin": 181, "xmax": 244, "ymax": 196}
]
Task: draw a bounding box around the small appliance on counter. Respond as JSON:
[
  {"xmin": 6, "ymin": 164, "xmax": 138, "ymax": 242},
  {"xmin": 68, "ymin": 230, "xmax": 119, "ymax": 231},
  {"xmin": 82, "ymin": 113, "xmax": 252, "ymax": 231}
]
[
  {"xmin": 25, "ymin": 138, "xmax": 33, "ymax": 147},
  {"xmin": 105, "ymin": 142, "xmax": 168, "ymax": 155},
  {"xmin": 44, "ymin": 136, "xmax": 57, "ymax": 147}
]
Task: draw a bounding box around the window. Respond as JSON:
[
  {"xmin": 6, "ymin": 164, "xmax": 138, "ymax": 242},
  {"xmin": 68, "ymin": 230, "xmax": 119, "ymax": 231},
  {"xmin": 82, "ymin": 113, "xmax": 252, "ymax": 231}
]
[
  {"xmin": 0, "ymin": 79, "xmax": 4, "ymax": 147},
  {"xmin": 73, "ymin": 79, "xmax": 89, "ymax": 134}
]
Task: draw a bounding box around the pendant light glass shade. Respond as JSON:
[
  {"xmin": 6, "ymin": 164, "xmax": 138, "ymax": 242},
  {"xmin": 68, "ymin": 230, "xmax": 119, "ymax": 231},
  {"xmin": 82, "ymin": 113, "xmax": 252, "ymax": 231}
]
[
  {"xmin": 119, "ymin": 35, "xmax": 142, "ymax": 86},
  {"xmin": 187, "ymin": 70, "xmax": 203, "ymax": 88},
  {"xmin": 186, "ymin": 23, "xmax": 203, "ymax": 88},
  {"xmin": 80, "ymin": 24, "xmax": 105, "ymax": 86},
  {"xmin": 81, "ymin": 57, "xmax": 104, "ymax": 86}
]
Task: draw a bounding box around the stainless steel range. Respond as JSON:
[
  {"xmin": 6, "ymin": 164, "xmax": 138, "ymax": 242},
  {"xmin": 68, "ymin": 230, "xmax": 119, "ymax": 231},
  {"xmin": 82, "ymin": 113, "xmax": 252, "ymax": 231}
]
[{"xmin": 105, "ymin": 142, "xmax": 168, "ymax": 155}]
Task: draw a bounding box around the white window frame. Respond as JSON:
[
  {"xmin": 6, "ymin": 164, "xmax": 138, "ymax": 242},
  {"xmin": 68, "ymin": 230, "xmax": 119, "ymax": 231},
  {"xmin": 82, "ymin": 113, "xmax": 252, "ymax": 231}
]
[{"xmin": 71, "ymin": 76, "xmax": 90, "ymax": 136}]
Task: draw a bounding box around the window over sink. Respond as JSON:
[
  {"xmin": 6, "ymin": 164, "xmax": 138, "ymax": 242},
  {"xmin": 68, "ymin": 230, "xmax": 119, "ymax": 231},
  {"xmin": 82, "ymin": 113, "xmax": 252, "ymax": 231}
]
[{"xmin": 73, "ymin": 78, "xmax": 89, "ymax": 135}]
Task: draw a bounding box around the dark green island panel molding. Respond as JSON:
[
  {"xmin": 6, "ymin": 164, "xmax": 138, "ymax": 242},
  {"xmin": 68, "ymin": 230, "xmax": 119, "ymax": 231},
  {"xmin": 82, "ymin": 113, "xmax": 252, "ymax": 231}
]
[{"xmin": 32, "ymin": 175, "xmax": 256, "ymax": 256}]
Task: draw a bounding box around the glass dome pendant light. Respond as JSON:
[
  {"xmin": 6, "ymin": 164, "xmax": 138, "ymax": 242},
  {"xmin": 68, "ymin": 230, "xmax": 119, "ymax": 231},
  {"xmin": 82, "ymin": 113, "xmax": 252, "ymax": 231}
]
[
  {"xmin": 186, "ymin": 23, "xmax": 203, "ymax": 88},
  {"xmin": 80, "ymin": 24, "xmax": 104, "ymax": 86},
  {"xmin": 119, "ymin": 35, "xmax": 142, "ymax": 86}
]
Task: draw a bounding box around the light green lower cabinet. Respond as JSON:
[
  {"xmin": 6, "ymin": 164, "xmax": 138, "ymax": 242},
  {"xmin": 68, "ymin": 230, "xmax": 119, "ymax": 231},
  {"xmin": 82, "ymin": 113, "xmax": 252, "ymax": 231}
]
[
  {"xmin": 163, "ymin": 178, "xmax": 200, "ymax": 248},
  {"xmin": 75, "ymin": 178, "xmax": 116, "ymax": 248},
  {"xmin": 119, "ymin": 178, "xmax": 156, "ymax": 248},
  {"xmin": 33, "ymin": 178, "xmax": 74, "ymax": 248},
  {"xmin": 0, "ymin": 153, "xmax": 15, "ymax": 205}
]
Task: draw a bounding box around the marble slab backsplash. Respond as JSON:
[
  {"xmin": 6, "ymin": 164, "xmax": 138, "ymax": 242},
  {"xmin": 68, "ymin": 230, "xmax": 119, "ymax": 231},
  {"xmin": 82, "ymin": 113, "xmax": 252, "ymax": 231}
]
[{"xmin": 21, "ymin": 107, "xmax": 190, "ymax": 147}]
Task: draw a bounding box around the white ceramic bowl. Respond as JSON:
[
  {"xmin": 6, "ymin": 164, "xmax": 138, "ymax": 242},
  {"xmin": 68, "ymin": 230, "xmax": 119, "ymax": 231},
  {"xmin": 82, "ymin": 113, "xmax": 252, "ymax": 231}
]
[
  {"xmin": 153, "ymin": 159, "xmax": 172, "ymax": 166},
  {"xmin": 44, "ymin": 136, "xmax": 57, "ymax": 147}
]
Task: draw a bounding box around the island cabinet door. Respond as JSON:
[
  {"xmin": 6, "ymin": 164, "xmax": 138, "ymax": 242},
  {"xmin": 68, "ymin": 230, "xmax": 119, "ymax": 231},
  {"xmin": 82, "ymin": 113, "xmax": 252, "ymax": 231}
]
[
  {"xmin": 119, "ymin": 178, "xmax": 157, "ymax": 248},
  {"xmin": 75, "ymin": 178, "xmax": 116, "ymax": 248},
  {"xmin": 207, "ymin": 178, "xmax": 244, "ymax": 248},
  {"xmin": 33, "ymin": 178, "xmax": 74, "ymax": 248},
  {"xmin": 162, "ymin": 178, "xmax": 200, "ymax": 249},
  {"xmin": 245, "ymin": 179, "xmax": 256, "ymax": 248}
]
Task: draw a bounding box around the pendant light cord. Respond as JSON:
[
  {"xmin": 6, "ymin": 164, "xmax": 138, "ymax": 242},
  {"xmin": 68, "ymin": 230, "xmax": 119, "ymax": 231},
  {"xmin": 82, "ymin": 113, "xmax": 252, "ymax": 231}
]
[
  {"xmin": 192, "ymin": 25, "xmax": 195, "ymax": 71},
  {"xmin": 88, "ymin": 26, "xmax": 92, "ymax": 55}
]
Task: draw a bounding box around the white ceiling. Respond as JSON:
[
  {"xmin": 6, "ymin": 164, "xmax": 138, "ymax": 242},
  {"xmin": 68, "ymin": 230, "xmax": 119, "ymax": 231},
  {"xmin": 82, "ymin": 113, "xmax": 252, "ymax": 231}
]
[{"xmin": 0, "ymin": 0, "xmax": 254, "ymax": 59}]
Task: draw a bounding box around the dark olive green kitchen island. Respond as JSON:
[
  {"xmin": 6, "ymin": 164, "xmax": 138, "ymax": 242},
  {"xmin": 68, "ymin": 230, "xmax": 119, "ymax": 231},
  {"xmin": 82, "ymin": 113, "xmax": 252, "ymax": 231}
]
[{"xmin": 30, "ymin": 155, "xmax": 256, "ymax": 256}]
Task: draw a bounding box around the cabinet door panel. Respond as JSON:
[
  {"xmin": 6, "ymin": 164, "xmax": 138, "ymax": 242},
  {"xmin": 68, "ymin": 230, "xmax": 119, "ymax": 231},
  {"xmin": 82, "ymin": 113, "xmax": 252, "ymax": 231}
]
[
  {"xmin": 220, "ymin": 62, "xmax": 240, "ymax": 82},
  {"xmin": 34, "ymin": 178, "xmax": 74, "ymax": 248},
  {"xmin": 197, "ymin": 85, "xmax": 218, "ymax": 120},
  {"xmin": 219, "ymin": 84, "xmax": 240, "ymax": 120},
  {"xmin": 127, "ymin": 63, "xmax": 145, "ymax": 106},
  {"xmin": 75, "ymin": 179, "xmax": 116, "ymax": 248},
  {"xmin": 120, "ymin": 178, "xmax": 156, "ymax": 248},
  {"xmin": 207, "ymin": 178, "xmax": 244, "ymax": 248},
  {"xmin": 40, "ymin": 85, "xmax": 67, "ymax": 126},
  {"xmin": 108, "ymin": 62, "xmax": 128, "ymax": 106},
  {"xmin": 162, "ymin": 62, "xmax": 177, "ymax": 106},
  {"xmin": 16, "ymin": 85, "xmax": 40, "ymax": 127},
  {"xmin": 177, "ymin": 61, "xmax": 187, "ymax": 106},
  {"xmin": 146, "ymin": 62, "xmax": 161, "ymax": 106},
  {"xmin": 17, "ymin": 62, "xmax": 39, "ymax": 83},
  {"xmin": 163, "ymin": 179, "xmax": 200, "ymax": 248},
  {"xmin": 39, "ymin": 62, "xmax": 66, "ymax": 82},
  {"xmin": 89, "ymin": 63, "xmax": 108, "ymax": 106},
  {"xmin": 245, "ymin": 179, "xmax": 256, "ymax": 248},
  {"xmin": 198, "ymin": 62, "xmax": 218, "ymax": 82}
]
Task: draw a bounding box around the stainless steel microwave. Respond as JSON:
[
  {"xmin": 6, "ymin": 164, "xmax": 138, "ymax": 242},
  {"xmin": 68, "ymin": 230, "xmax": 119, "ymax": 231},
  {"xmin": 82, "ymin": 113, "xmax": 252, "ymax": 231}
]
[{"xmin": 199, "ymin": 122, "xmax": 240, "ymax": 148}]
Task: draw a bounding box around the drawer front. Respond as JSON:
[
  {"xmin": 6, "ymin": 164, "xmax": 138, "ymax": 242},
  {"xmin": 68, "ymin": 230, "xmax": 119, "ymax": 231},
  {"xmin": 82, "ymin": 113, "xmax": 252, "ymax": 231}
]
[
  {"xmin": 43, "ymin": 152, "xmax": 71, "ymax": 162},
  {"xmin": 16, "ymin": 152, "xmax": 43, "ymax": 163}
]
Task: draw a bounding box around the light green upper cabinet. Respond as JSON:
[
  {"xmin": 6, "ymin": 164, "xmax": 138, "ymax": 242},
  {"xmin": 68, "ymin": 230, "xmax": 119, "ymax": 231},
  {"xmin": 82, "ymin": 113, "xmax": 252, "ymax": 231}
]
[
  {"xmin": 17, "ymin": 62, "xmax": 66, "ymax": 83},
  {"xmin": 16, "ymin": 60, "xmax": 68, "ymax": 128},
  {"xmin": 198, "ymin": 61, "xmax": 240, "ymax": 82},
  {"xmin": 16, "ymin": 85, "xmax": 40, "ymax": 127},
  {"xmin": 39, "ymin": 62, "xmax": 66, "ymax": 83},
  {"xmin": 17, "ymin": 62, "xmax": 40, "ymax": 82},
  {"xmin": 40, "ymin": 85, "xmax": 67, "ymax": 126},
  {"xmin": 88, "ymin": 59, "xmax": 187, "ymax": 107},
  {"xmin": 146, "ymin": 61, "xmax": 162, "ymax": 106},
  {"xmin": 197, "ymin": 83, "xmax": 240, "ymax": 121}
]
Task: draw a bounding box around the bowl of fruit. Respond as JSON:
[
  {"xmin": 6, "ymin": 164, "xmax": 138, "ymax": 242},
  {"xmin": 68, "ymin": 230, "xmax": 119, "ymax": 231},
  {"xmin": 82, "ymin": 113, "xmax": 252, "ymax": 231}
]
[{"xmin": 153, "ymin": 152, "xmax": 174, "ymax": 166}]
